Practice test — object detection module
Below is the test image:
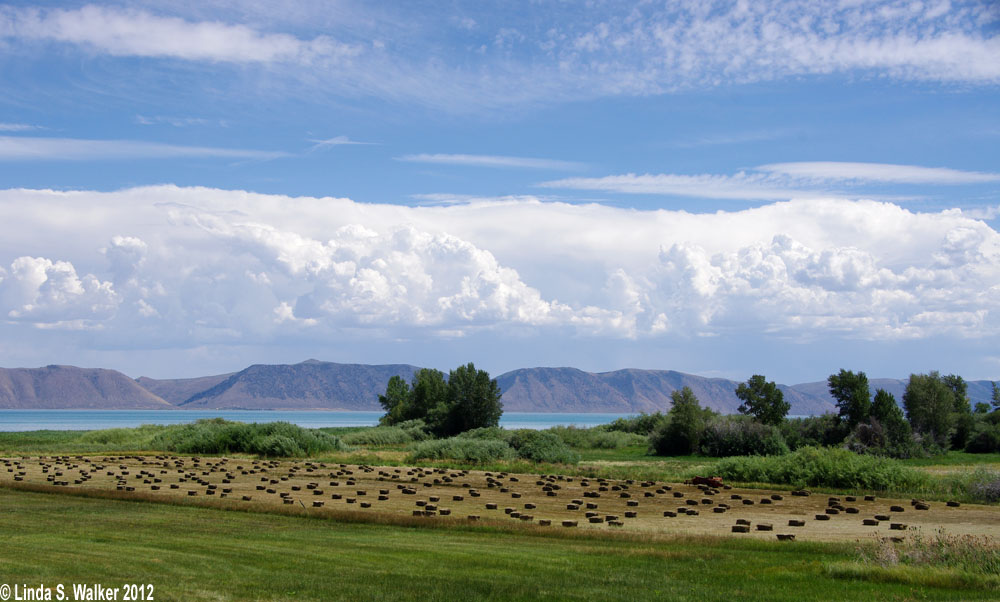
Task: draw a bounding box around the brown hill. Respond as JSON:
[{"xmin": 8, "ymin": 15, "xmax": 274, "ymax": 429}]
[
  {"xmin": 136, "ymin": 373, "xmax": 234, "ymax": 405},
  {"xmin": 174, "ymin": 359, "xmax": 420, "ymax": 410},
  {"xmin": 495, "ymin": 367, "xmax": 836, "ymax": 415},
  {"xmin": 0, "ymin": 365, "xmax": 173, "ymax": 409}
]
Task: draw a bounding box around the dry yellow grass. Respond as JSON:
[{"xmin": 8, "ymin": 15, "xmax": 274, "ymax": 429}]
[{"xmin": 3, "ymin": 454, "xmax": 997, "ymax": 543}]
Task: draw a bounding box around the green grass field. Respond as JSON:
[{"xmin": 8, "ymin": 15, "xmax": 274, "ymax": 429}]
[{"xmin": 1, "ymin": 487, "xmax": 995, "ymax": 601}]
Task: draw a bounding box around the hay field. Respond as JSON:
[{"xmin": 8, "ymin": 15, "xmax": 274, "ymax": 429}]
[{"xmin": 3, "ymin": 454, "xmax": 996, "ymax": 543}]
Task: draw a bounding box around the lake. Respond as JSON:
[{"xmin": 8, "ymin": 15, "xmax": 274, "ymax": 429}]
[{"xmin": 0, "ymin": 409, "xmax": 636, "ymax": 432}]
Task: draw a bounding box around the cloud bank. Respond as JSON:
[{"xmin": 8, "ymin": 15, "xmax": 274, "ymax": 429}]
[{"xmin": 0, "ymin": 186, "xmax": 996, "ymax": 351}]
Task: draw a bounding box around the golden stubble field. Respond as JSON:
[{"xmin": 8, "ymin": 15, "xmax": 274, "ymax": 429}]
[{"xmin": 3, "ymin": 454, "xmax": 998, "ymax": 543}]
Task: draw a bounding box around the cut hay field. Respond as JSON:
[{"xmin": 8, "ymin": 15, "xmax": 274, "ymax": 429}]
[
  {"xmin": 1, "ymin": 486, "xmax": 997, "ymax": 601},
  {"xmin": 3, "ymin": 454, "xmax": 997, "ymax": 543}
]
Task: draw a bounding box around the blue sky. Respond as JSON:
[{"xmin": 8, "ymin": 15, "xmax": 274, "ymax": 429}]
[{"xmin": 0, "ymin": 1, "xmax": 998, "ymax": 384}]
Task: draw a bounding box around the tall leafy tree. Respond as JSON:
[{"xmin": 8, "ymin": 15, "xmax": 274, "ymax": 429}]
[
  {"xmin": 650, "ymin": 386, "xmax": 708, "ymax": 455},
  {"xmin": 377, "ymin": 375, "xmax": 411, "ymax": 425},
  {"xmin": 443, "ymin": 362, "xmax": 503, "ymax": 436},
  {"xmin": 870, "ymin": 388, "xmax": 912, "ymax": 452},
  {"xmin": 377, "ymin": 363, "xmax": 502, "ymax": 437},
  {"xmin": 735, "ymin": 374, "xmax": 790, "ymax": 426},
  {"xmin": 993, "ymin": 382, "xmax": 1000, "ymax": 410},
  {"xmin": 942, "ymin": 374, "xmax": 974, "ymax": 449},
  {"xmin": 903, "ymin": 372, "xmax": 955, "ymax": 449},
  {"xmin": 827, "ymin": 369, "xmax": 871, "ymax": 428}
]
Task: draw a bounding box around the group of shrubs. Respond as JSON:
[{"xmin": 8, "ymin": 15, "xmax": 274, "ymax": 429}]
[
  {"xmin": 410, "ymin": 427, "xmax": 581, "ymax": 464},
  {"xmin": 79, "ymin": 419, "xmax": 348, "ymax": 457}
]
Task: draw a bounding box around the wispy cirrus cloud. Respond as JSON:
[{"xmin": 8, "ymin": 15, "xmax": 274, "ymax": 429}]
[
  {"xmin": 306, "ymin": 136, "xmax": 376, "ymax": 153},
  {"xmin": 135, "ymin": 115, "xmax": 227, "ymax": 128},
  {"xmin": 0, "ymin": 123, "xmax": 41, "ymax": 132},
  {"xmin": 543, "ymin": 162, "xmax": 1000, "ymax": 201},
  {"xmin": 2, "ymin": 4, "xmax": 358, "ymax": 65},
  {"xmin": 758, "ymin": 162, "xmax": 1000, "ymax": 185},
  {"xmin": 3, "ymin": 2, "xmax": 995, "ymax": 111},
  {"xmin": 398, "ymin": 153, "xmax": 585, "ymax": 171},
  {"xmin": 540, "ymin": 172, "xmax": 811, "ymax": 200},
  {"xmin": 0, "ymin": 136, "xmax": 288, "ymax": 161}
]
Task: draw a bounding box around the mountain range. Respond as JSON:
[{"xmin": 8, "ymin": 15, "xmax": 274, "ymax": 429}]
[{"xmin": 0, "ymin": 360, "xmax": 995, "ymax": 415}]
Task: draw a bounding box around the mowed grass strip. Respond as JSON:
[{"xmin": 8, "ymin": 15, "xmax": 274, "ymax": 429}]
[{"xmin": 0, "ymin": 488, "xmax": 993, "ymax": 601}]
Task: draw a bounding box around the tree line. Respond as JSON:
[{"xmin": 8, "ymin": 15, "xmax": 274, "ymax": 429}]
[{"xmin": 646, "ymin": 370, "xmax": 1000, "ymax": 458}]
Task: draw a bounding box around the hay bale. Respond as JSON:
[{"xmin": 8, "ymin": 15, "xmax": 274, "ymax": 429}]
[
  {"xmin": 846, "ymin": 507, "xmax": 859, "ymax": 514},
  {"xmin": 589, "ymin": 516, "xmax": 604, "ymax": 523},
  {"xmin": 787, "ymin": 519, "xmax": 805, "ymax": 527},
  {"xmin": 946, "ymin": 500, "xmax": 961, "ymax": 507},
  {"xmin": 625, "ymin": 511, "xmax": 637, "ymax": 518},
  {"xmin": 825, "ymin": 508, "xmax": 839, "ymax": 515},
  {"xmin": 562, "ymin": 520, "xmax": 578, "ymax": 527},
  {"xmin": 242, "ymin": 496, "xmax": 252, "ymax": 501},
  {"xmin": 863, "ymin": 519, "xmax": 879, "ymax": 526},
  {"xmin": 538, "ymin": 519, "xmax": 551, "ymax": 526},
  {"xmin": 890, "ymin": 523, "xmax": 907, "ymax": 530},
  {"xmin": 776, "ymin": 534, "xmax": 795, "ymax": 541},
  {"xmin": 770, "ymin": 494, "xmax": 783, "ymax": 501},
  {"xmin": 756, "ymin": 523, "xmax": 773, "ymax": 531},
  {"xmin": 312, "ymin": 501, "xmax": 324, "ymax": 507},
  {"xmin": 915, "ymin": 503, "xmax": 929, "ymax": 510},
  {"xmin": 468, "ymin": 515, "xmax": 480, "ymax": 521},
  {"xmin": 663, "ymin": 511, "xmax": 677, "ymax": 518},
  {"xmin": 486, "ymin": 503, "xmax": 498, "ymax": 510},
  {"xmin": 360, "ymin": 502, "xmax": 372, "ymax": 508},
  {"xmin": 731, "ymin": 525, "xmax": 750, "ymax": 533},
  {"xmin": 713, "ymin": 507, "xmax": 726, "ymax": 514},
  {"xmin": 890, "ymin": 505, "xmax": 905, "ymax": 512},
  {"xmin": 814, "ymin": 514, "xmax": 830, "ymax": 521}
]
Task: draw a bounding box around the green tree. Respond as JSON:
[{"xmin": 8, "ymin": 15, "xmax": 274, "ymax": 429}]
[
  {"xmin": 827, "ymin": 369, "xmax": 871, "ymax": 429},
  {"xmin": 441, "ymin": 362, "xmax": 503, "ymax": 437},
  {"xmin": 735, "ymin": 375, "xmax": 790, "ymax": 426},
  {"xmin": 377, "ymin": 363, "xmax": 503, "ymax": 437},
  {"xmin": 992, "ymin": 382, "xmax": 1000, "ymax": 410},
  {"xmin": 943, "ymin": 374, "xmax": 974, "ymax": 449},
  {"xmin": 650, "ymin": 386, "xmax": 708, "ymax": 456},
  {"xmin": 377, "ymin": 375, "xmax": 411, "ymax": 425},
  {"xmin": 903, "ymin": 372, "xmax": 954, "ymax": 449},
  {"xmin": 870, "ymin": 388, "xmax": 912, "ymax": 452}
]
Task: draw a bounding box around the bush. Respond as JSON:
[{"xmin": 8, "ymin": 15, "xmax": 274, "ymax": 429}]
[
  {"xmin": 602, "ymin": 412, "xmax": 667, "ymax": 435},
  {"xmin": 409, "ymin": 437, "xmax": 515, "ymax": 463},
  {"xmin": 341, "ymin": 420, "xmax": 430, "ymax": 446},
  {"xmin": 844, "ymin": 418, "xmax": 921, "ymax": 459},
  {"xmin": 145, "ymin": 419, "xmax": 347, "ymax": 457},
  {"xmin": 941, "ymin": 467, "xmax": 1000, "ymax": 504},
  {"xmin": 454, "ymin": 426, "xmax": 505, "ymax": 440},
  {"xmin": 547, "ymin": 426, "xmax": 646, "ymax": 449},
  {"xmin": 966, "ymin": 424, "xmax": 1000, "ymax": 454},
  {"xmin": 503, "ymin": 430, "xmax": 580, "ymax": 464},
  {"xmin": 699, "ymin": 415, "xmax": 789, "ymax": 457},
  {"xmin": 712, "ymin": 446, "xmax": 927, "ymax": 491},
  {"xmin": 781, "ymin": 414, "xmax": 848, "ymax": 450}
]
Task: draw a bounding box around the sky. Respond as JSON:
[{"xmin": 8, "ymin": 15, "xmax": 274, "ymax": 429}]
[{"xmin": 0, "ymin": 1, "xmax": 998, "ymax": 384}]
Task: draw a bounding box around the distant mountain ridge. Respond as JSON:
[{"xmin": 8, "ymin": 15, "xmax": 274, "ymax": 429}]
[
  {"xmin": 170, "ymin": 360, "xmax": 421, "ymax": 410},
  {"xmin": 0, "ymin": 365, "xmax": 173, "ymax": 409},
  {"xmin": 0, "ymin": 360, "xmax": 995, "ymax": 415}
]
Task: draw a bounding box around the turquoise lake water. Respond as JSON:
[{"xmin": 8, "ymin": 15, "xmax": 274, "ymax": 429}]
[{"xmin": 0, "ymin": 410, "xmax": 636, "ymax": 432}]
